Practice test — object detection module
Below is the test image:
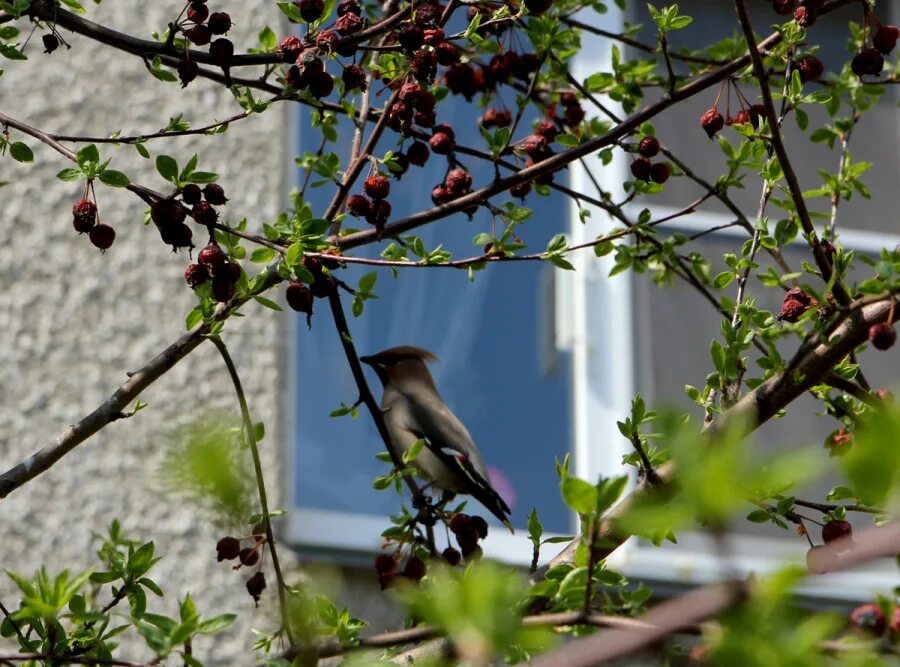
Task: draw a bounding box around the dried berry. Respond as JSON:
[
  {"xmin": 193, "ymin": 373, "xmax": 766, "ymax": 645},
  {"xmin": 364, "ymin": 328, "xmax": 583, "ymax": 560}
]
[
  {"xmin": 181, "ymin": 183, "xmax": 202, "ymax": 205},
  {"xmin": 873, "ymin": 25, "xmax": 900, "ymax": 55},
  {"xmin": 42, "ymin": 34, "xmax": 60, "ymax": 54},
  {"xmin": 285, "ymin": 282, "xmax": 313, "ymax": 316},
  {"xmin": 208, "ymin": 11, "xmax": 232, "ymax": 35},
  {"xmin": 821, "ymin": 519, "xmax": 852, "ymax": 545},
  {"xmin": 342, "ymin": 63, "xmax": 366, "ymax": 91},
  {"xmin": 296, "ymin": 0, "xmax": 325, "ymax": 22},
  {"xmin": 335, "ymin": 12, "xmax": 364, "ymax": 36},
  {"xmin": 850, "ymin": 604, "xmax": 887, "ymax": 636},
  {"xmin": 700, "ymin": 107, "xmax": 725, "ymax": 139},
  {"xmin": 211, "ymin": 275, "xmax": 236, "ymax": 302},
  {"xmin": 89, "ymin": 224, "xmax": 115, "ymax": 251},
  {"xmin": 183, "ymin": 24, "xmax": 212, "ymax": 46},
  {"xmin": 777, "ymin": 288, "xmax": 813, "ymax": 323},
  {"xmin": 411, "ymin": 48, "xmax": 437, "ymax": 82},
  {"xmin": 403, "ymin": 556, "xmax": 426, "ymax": 580},
  {"xmin": 151, "ymin": 199, "xmax": 186, "ymax": 226},
  {"xmin": 178, "ymin": 58, "xmax": 200, "ymax": 87},
  {"xmin": 308, "ymin": 70, "xmax": 334, "ymax": 98},
  {"xmin": 509, "ymin": 181, "xmax": 532, "ymax": 199},
  {"xmin": 364, "ymin": 174, "xmax": 390, "ymax": 200},
  {"xmin": 423, "ymin": 28, "xmax": 444, "ymax": 46},
  {"xmin": 429, "ymin": 131, "xmax": 454, "ymax": 155},
  {"xmin": 431, "ymin": 184, "xmax": 451, "ymax": 205},
  {"xmin": 406, "ymin": 141, "xmax": 430, "ymax": 167},
  {"xmin": 481, "ymin": 108, "xmax": 512, "ymax": 128},
  {"xmin": 184, "ymin": 263, "xmax": 210, "ymax": 288},
  {"xmin": 337, "ymin": 0, "xmax": 361, "ymax": 15},
  {"xmin": 442, "ymin": 547, "xmax": 461, "ymax": 566},
  {"xmin": 374, "ymin": 553, "xmax": 396, "ymax": 574},
  {"xmin": 199, "ymin": 243, "xmax": 227, "ymax": 268},
  {"xmin": 366, "ymin": 199, "xmax": 391, "ymax": 226},
  {"xmin": 160, "ymin": 223, "xmax": 194, "ymax": 250},
  {"xmin": 209, "ymin": 38, "xmax": 234, "ymax": 68},
  {"xmin": 246, "ymin": 571, "xmax": 266, "ymax": 604},
  {"xmin": 445, "ymin": 168, "xmax": 472, "ymax": 196},
  {"xmin": 316, "ymin": 29, "xmax": 339, "ymax": 52},
  {"xmin": 525, "ymin": 0, "xmax": 553, "ymax": 14},
  {"xmin": 534, "ymin": 119, "xmax": 559, "ymax": 142},
  {"xmin": 650, "ymin": 162, "xmax": 670, "ymax": 184},
  {"xmin": 276, "ymin": 35, "xmax": 305, "ymax": 62},
  {"xmin": 398, "ymin": 24, "xmax": 424, "ymax": 51},
  {"xmin": 638, "ymin": 136, "xmax": 660, "ymax": 158},
  {"xmin": 239, "ymin": 547, "xmax": 260, "ymax": 566},
  {"xmin": 470, "ymin": 515, "xmax": 488, "ymax": 539},
  {"xmin": 346, "ymin": 194, "xmax": 372, "ymax": 217},
  {"xmin": 793, "ymin": 6, "xmax": 815, "ymax": 27},
  {"xmin": 435, "ymin": 41, "xmax": 461, "ymax": 66},
  {"xmin": 449, "ymin": 513, "xmax": 472, "ymax": 535},
  {"xmin": 216, "ymin": 536, "xmax": 241, "ymax": 561},
  {"xmin": 221, "ymin": 262, "xmax": 242, "ymax": 282},
  {"xmin": 203, "ymin": 183, "xmax": 228, "ymax": 205},
  {"xmin": 795, "ymin": 55, "xmax": 823, "ymax": 83},
  {"xmin": 868, "ymin": 322, "xmax": 896, "ymax": 350},
  {"xmin": 72, "ymin": 199, "xmax": 97, "ymax": 233},
  {"xmin": 522, "ymin": 133, "xmax": 549, "ymax": 159},
  {"xmin": 193, "ymin": 201, "xmax": 219, "ymax": 226},
  {"xmin": 187, "ymin": 2, "xmax": 209, "ymax": 23},
  {"xmin": 851, "ymin": 48, "xmax": 884, "ymax": 78},
  {"xmin": 732, "ymin": 109, "xmax": 752, "ymax": 126},
  {"xmin": 772, "ymin": 0, "xmax": 795, "ymax": 16}
]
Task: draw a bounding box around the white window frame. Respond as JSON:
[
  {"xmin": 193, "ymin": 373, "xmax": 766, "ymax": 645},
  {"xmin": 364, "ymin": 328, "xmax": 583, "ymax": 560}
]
[{"xmin": 282, "ymin": 4, "xmax": 897, "ymax": 602}]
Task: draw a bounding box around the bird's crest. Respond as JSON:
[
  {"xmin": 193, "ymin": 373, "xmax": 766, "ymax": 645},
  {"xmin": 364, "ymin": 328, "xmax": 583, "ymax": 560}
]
[{"xmin": 368, "ymin": 346, "xmax": 438, "ymax": 365}]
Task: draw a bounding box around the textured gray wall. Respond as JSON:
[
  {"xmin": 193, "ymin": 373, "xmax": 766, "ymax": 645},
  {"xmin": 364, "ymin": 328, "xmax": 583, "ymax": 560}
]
[{"xmin": 0, "ymin": 1, "xmax": 347, "ymax": 662}]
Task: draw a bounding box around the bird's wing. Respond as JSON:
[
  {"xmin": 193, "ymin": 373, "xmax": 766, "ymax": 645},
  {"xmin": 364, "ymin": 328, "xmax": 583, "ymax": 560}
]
[{"xmin": 402, "ymin": 388, "xmax": 513, "ymax": 528}]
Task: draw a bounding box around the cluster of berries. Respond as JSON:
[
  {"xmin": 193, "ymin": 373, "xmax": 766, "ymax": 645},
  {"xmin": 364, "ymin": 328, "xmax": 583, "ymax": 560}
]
[
  {"xmin": 215, "ymin": 526, "xmax": 267, "ymax": 604},
  {"xmin": 629, "ymin": 136, "xmax": 670, "ymax": 185},
  {"xmin": 805, "ymin": 518, "xmax": 853, "ymax": 574},
  {"xmin": 448, "ymin": 512, "xmax": 489, "ymax": 560},
  {"xmin": 284, "ymin": 256, "xmax": 338, "ymax": 326},
  {"xmin": 177, "ymin": 1, "xmax": 233, "ymax": 86},
  {"xmin": 151, "ymin": 182, "xmax": 226, "ymax": 252},
  {"xmin": 852, "ymin": 10, "xmax": 898, "ymax": 78},
  {"xmin": 373, "ymin": 552, "xmax": 427, "ymax": 589},
  {"xmin": 184, "ymin": 242, "xmax": 242, "ymax": 302},
  {"xmin": 431, "ymin": 168, "xmax": 473, "ymax": 207},
  {"xmin": 72, "ymin": 199, "xmax": 116, "ymax": 251},
  {"xmin": 345, "ymin": 173, "xmax": 392, "ymax": 229}
]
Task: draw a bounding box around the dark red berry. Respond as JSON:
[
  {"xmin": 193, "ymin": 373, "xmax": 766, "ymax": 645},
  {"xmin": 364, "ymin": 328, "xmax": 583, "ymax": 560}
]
[
  {"xmin": 296, "ymin": 0, "xmax": 325, "ymax": 22},
  {"xmin": 449, "ymin": 513, "xmax": 472, "ymax": 535},
  {"xmin": 534, "ymin": 119, "xmax": 559, "ymax": 142},
  {"xmin": 850, "ymin": 604, "xmax": 887, "ymax": 636},
  {"xmin": 72, "ymin": 199, "xmax": 97, "ymax": 233},
  {"xmin": 239, "ymin": 547, "xmax": 260, "ymax": 566},
  {"xmin": 160, "ymin": 223, "xmax": 194, "ymax": 250},
  {"xmin": 346, "ymin": 194, "xmax": 372, "ymax": 217},
  {"xmin": 199, "ymin": 243, "xmax": 227, "ymax": 268},
  {"xmin": 89, "ymin": 224, "xmax": 115, "ymax": 250},
  {"xmin": 178, "ymin": 58, "xmax": 199, "ymax": 87},
  {"xmin": 435, "ymin": 41, "xmax": 461, "ymax": 66},
  {"xmin": 510, "ymin": 181, "xmax": 532, "ymax": 199},
  {"xmin": 700, "ymin": 108, "xmax": 725, "ymax": 138},
  {"xmin": 821, "ymin": 520, "xmax": 852, "ymax": 544},
  {"xmin": 638, "ymin": 136, "xmax": 660, "ymax": 158},
  {"xmin": 308, "ymin": 71, "xmax": 334, "ymax": 98},
  {"xmin": 187, "ymin": 2, "xmax": 209, "ymax": 23},
  {"xmin": 772, "ymin": 0, "xmax": 795, "ymax": 16},
  {"xmin": 398, "ymin": 24, "xmax": 424, "ymax": 51},
  {"xmin": 246, "ymin": 571, "xmax": 266, "ymax": 604},
  {"xmin": 374, "ymin": 553, "xmax": 396, "ymax": 574},
  {"xmin": 423, "ymin": 27, "xmax": 444, "ymax": 46},
  {"xmin": 415, "ymin": 1, "xmax": 443, "ymax": 27},
  {"xmin": 316, "ymin": 29, "xmax": 339, "ymax": 52},
  {"xmin": 366, "ymin": 199, "xmax": 391, "ymax": 226},
  {"xmin": 216, "ymin": 536, "xmax": 241, "ymax": 561},
  {"xmin": 470, "ymin": 515, "xmax": 488, "ymax": 539},
  {"xmin": 203, "ymin": 183, "xmax": 228, "ymax": 205},
  {"xmin": 406, "ymin": 141, "xmax": 429, "ymax": 167},
  {"xmin": 445, "ymin": 168, "xmax": 472, "ymax": 196},
  {"xmin": 732, "ymin": 109, "xmax": 752, "ymax": 126},
  {"xmin": 221, "ymin": 262, "xmax": 242, "ymax": 282},
  {"xmin": 873, "ymin": 25, "xmax": 900, "ymax": 55},
  {"xmin": 182, "ymin": 183, "xmax": 202, "ymax": 205},
  {"xmin": 630, "ymin": 157, "xmax": 652, "ymax": 182},
  {"xmin": 431, "ymin": 184, "xmax": 451, "ymax": 205},
  {"xmin": 777, "ymin": 288, "xmax": 813, "ymax": 323},
  {"xmin": 42, "ymin": 34, "xmax": 59, "ymax": 53},
  {"xmin": 183, "ymin": 24, "xmax": 212, "ymax": 45},
  {"xmin": 342, "ymin": 63, "xmax": 366, "ymax": 91},
  {"xmin": 337, "ymin": 0, "xmax": 361, "ymax": 15},
  {"xmin": 793, "ymin": 6, "xmax": 815, "ymax": 27},
  {"xmin": 151, "ymin": 199, "xmax": 186, "ymax": 226},
  {"xmin": 522, "ymin": 133, "xmax": 549, "ymax": 159},
  {"xmin": 364, "ymin": 174, "xmax": 390, "ymax": 200},
  {"xmin": 403, "ymin": 556, "xmax": 426, "ymax": 580},
  {"xmin": 193, "ymin": 201, "xmax": 218, "ymax": 225},
  {"xmin": 795, "ymin": 56, "xmax": 823, "ymax": 83},
  {"xmin": 286, "ymin": 282, "xmax": 314, "ymax": 314},
  {"xmin": 209, "ymin": 38, "xmax": 234, "ymax": 68},
  {"xmin": 650, "ymin": 162, "xmax": 670, "ymax": 184},
  {"xmin": 335, "ymin": 12, "xmax": 363, "ymax": 36},
  {"xmin": 276, "ymin": 35, "xmax": 305, "ymax": 62},
  {"xmin": 869, "ymin": 323, "xmax": 896, "ymax": 350},
  {"xmin": 524, "ymin": 0, "xmax": 552, "ymax": 14},
  {"xmin": 184, "ymin": 263, "xmax": 210, "ymax": 288},
  {"xmin": 208, "ymin": 12, "xmax": 231, "ymax": 35},
  {"xmin": 442, "ymin": 547, "xmax": 461, "ymax": 566},
  {"xmin": 429, "ymin": 131, "xmax": 453, "ymax": 155},
  {"xmin": 211, "ymin": 275, "xmax": 236, "ymax": 302},
  {"xmin": 411, "ymin": 48, "xmax": 437, "ymax": 82},
  {"xmin": 851, "ymin": 48, "xmax": 884, "ymax": 78}
]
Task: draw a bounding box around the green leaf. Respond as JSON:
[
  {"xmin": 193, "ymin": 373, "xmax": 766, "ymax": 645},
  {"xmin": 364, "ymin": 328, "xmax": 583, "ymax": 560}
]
[
  {"xmin": 560, "ymin": 477, "xmax": 598, "ymax": 516},
  {"xmin": 253, "ymin": 295, "xmax": 282, "ymax": 311},
  {"xmin": 196, "ymin": 613, "xmax": 236, "ymax": 634},
  {"xmin": 98, "ymin": 170, "xmax": 130, "ymax": 187},
  {"xmin": 76, "ymin": 144, "xmax": 100, "ymax": 168},
  {"xmin": 57, "ymin": 167, "xmax": 83, "ymax": 182},
  {"xmin": 9, "ymin": 141, "xmax": 32, "ymax": 163},
  {"xmin": 156, "ymin": 155, "xmax": 179, "ymax": 183},
  {"xmin": 250, "ymin": 248, "xmax": 276, "ymax": 263}
]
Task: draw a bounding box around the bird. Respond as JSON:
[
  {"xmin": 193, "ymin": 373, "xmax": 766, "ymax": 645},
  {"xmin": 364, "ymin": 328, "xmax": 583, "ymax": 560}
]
[{"xmin": 360, "ymin": 345, "xmax": 513, "ymax": 532}]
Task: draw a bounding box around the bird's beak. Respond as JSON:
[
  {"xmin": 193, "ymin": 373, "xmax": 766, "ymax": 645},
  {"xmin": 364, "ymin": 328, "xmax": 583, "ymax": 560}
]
[{"xmin": 359, "ymin": 354, "xmax": 377, "ymax": 367}]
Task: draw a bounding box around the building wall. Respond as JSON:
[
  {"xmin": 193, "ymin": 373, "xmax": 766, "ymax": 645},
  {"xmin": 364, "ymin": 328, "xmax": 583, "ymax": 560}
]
[{"xmin": 0, "ymin": 1, "xmax": 377, "ymax": 662}]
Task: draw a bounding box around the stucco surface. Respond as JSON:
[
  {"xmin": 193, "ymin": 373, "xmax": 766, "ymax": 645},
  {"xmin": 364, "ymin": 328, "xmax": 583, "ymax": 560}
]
[{"xmin": 0, "ymin": 1, "xmax": 333, "ymax": 662}]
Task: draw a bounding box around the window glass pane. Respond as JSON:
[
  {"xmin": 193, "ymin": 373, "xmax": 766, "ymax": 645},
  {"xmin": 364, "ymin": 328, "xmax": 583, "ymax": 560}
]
[
  {"xmin": 627, "ymin": 1, "xmax": 900, "ymax": 235},
  {"xmin": 292, "ymin": 98, "xmax": 574, "ymax": 533}
]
